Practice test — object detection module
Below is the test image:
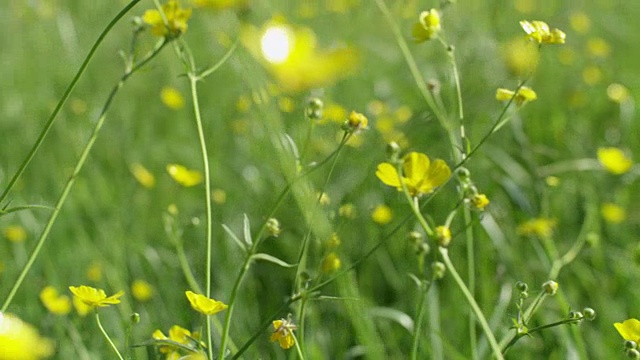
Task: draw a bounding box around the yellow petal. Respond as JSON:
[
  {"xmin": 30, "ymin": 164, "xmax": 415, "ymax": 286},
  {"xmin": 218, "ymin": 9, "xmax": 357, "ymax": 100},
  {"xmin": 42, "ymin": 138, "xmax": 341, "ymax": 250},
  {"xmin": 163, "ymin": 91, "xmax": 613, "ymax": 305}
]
[
  {"xmin": 375, "ymin": 163, "xmax": 401, "ymax": 188},
  {"xmin": 615, "ymin": 319, "xmax": 640, "ymax": 342},
  {"xmin": 403, "ymin": 152, "xmax": 430, "ymax": 182}
]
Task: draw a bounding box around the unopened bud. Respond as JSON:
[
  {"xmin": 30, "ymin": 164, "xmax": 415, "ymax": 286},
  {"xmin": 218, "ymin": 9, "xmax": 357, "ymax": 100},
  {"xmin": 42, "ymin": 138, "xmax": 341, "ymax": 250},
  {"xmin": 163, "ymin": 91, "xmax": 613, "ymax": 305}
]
[
  {"xmin": 542, "ymin": 280, "xmax": 559, "ymax": 296},
  {"xmin": 266, "ymin": 218, "xmax": 281, "ymax": 237},
  {"xmin": 306, "ymin": 97, "xmax": 323, "ymax": 120},
  {"xmin": 432, "ymin": 261, "xmax": 446, "ymax": 279},
  {"xmin": 582, "ymin": 307, "xmax": 596, "ymax": 320}
]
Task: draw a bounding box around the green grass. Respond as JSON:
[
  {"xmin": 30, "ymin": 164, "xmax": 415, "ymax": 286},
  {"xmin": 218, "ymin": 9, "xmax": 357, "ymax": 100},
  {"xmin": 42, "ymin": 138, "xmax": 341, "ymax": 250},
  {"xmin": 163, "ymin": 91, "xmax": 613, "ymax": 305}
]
[{"xmin": 1, "ymin": 0, "xmax": 640, "ymax": 359}]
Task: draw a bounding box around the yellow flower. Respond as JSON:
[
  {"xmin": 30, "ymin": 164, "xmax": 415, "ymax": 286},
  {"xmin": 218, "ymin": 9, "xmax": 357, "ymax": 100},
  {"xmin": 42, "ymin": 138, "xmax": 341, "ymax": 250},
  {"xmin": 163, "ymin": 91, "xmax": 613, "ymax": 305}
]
[
  {"xmin": 130, "ymin": 163, "xmax": 156, "ymax": 189},
  {"xmin": 153, "ymin": 325, "xmax": 193, "ymax": 358},
  {"xmin": 519, "ymin": 20, "xmax": 566, "ymax": 44},
  {"xmin": 3, "ymin": 225, "xmax": 27, "ymax": 243},
  {"xmin": 321, "ymin": 252, "xmax": 341, "ymax": 273},
  {"xmin": 517, "ymin": 218, "xmax": 556, "ymax": 238},
  {"xmin": 496, "ymin": 86, "xmax": 537, "ymax": 105},
  {"xmin": 142, "ymin": 1, "xmax": 192, "ymax": 38},
  {"xmin": 69, "ymin": 285, "xmax": 124, "ymax": 308},
  {"xmin": 131, "ymin": 280, "xmax": 154, "ymax": 302},
  {"xmin": 371, "ymin": 204, "xmax": 393, "ymax": 225},
  {"xmin": 270, "ymin": 317, "xmax": 297, "ymax": 350},
  {"xmin": 471, "ymin": 193, "xmax": 490, "ymax": 210},
  {"xmin": 601, "ymin": 203, "xmax": 626, "ymax": 224},
  {"xmin": 412, "ymin": 9, "xmax": 441, "ymax": 42},
  {"xmin": 0, "ymin": 312, "xmax": 55, "ymax": 360},
  {"xmin": 597, "ymin": 147, "xmax": 633, "ymax": 175},
  {"xmin": 39, "ymin": 286, "xmax": 71, "ymax": 316},
  {"xmin": 435, "ymin": 226, "xmax": 452, "ymax": 247},
  {"xmin": 193, "ymin": 0, "xmax": 249, "ymax": 10},
  {"xmin": 240, "ymin": 18, "xmax": 358, "ymax": 92},
  {"xmin": 607, "ymin": 83, "xmax": 631, "ymax": 104},
  {"xmin": 345, "ymin": 110, "xmax": 368, "ymax": 131},
  {"xmin": 72, "ymin": 296, "xmax": 92, "ymax": 317},
  {"xmin": 502, "ymin": 37, "xmax": 539, "ymax": 76},
  {"xmin": 615, "ymin": 318, "xmax": 640, "ymax": 343},
  {"xmin": 376, "ymin": 152, "xmax": 451, "ymax": 197},
  {"xmin": 185, "ymin": 291, "xmax": 228, "ymax": 316},
  {"xmin": 161, "ymin": 86, "xmax": 185, "ymax": 110},
  {"xmin": 167, "ymin": 164, "xmax": 203, "ymax": 187},
  {"xmin": 587, "ymin": 37, "xmax": 611, "ymax": 58}
]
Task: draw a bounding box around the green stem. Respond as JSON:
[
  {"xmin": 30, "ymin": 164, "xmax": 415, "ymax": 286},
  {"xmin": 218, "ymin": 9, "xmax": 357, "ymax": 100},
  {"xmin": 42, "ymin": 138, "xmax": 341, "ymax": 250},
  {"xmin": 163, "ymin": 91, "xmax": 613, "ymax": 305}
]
[
  {"xmin": 95, "ymin": 311, "xmax": 124, "ymax": 360},
  {"xmin": 1, "ymin": 40, "xmax": 167, "ymax": 311},
  {"xmin": 463, "ymin": 207, "xmax": 477, "ymax": 360},
  {"xmin": 0, "ymin": 0, "xmax": 141, "ymax": 206},
  {"xmin": 439, "ymin": 248, "xmax": 504, "ymax": 360},
  {"xmin": 410, "ymin": 280, "xmax": 433, "ymax": 360},
  {"xmin": 292, "ymin": 331, "xmax": 306, "ymax": 360}
]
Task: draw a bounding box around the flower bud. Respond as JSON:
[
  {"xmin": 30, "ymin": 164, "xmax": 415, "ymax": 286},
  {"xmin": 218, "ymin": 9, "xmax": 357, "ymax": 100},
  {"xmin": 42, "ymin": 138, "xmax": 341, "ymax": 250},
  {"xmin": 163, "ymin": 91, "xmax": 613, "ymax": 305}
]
[
  {"xmin": 515, "ymin": 281, "xmax": 528, "ymax": 293},
  {"xmin": 568, "ymin": 311, "xmax": 583, "ymax": 320},
  {"xmin": 436, "ymin": 226, "xmax": 452, "ymax": 247},
  {"xmin": 266, "ymin": 218, "xmax": 281, "ymax": 237},
  {"xmin": 626, "ymin": 340, "xmax": 638, "ymax": 350},
  {"xmin": 627, "ymin": 348, "xmax": 640, "ymax": 359},
  {"xmin": 582, "ymin": 307, "xmax": 596, "ymax": 320},
  {"xmin": 542, "ymin": 280, "xmax": 559, "ymax": 296},
  {"xmin": 306, "ymin": 97, "xmax": 323, "ymax": 120},
  {"xmin": 130, "ymin": 312, "xmax": 141, "ymax": 324},
  {"xmin": 432, "ymin": 261, "xmax": 446, "ymax": 279}
]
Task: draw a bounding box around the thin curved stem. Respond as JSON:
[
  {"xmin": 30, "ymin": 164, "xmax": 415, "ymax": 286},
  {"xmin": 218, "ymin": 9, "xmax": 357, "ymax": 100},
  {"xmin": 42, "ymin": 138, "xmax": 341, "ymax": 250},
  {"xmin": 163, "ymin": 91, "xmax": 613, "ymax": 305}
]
[
  {"xmin": 0, "ymin": 0, "xmax": 142, "ymax": 206},
  {"xmin": 95, "ymin": 311, "xmax": 124, "ymax": 360}
]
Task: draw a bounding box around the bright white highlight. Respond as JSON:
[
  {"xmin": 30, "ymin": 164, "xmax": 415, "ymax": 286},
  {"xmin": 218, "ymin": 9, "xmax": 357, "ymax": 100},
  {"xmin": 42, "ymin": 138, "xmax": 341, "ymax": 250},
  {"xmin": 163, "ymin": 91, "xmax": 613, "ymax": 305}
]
[{"xmin": 261, "ymin": 26, "xmax": 291, "ymax": 64}]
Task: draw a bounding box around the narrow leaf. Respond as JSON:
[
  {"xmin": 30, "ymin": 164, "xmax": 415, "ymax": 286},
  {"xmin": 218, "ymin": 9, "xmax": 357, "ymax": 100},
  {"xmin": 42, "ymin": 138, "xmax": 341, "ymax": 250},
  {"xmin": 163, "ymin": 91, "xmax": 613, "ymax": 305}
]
[
  {"xmin": 222, "ymin": 224, "xmax": 246, "ymax": 252},
  {"xmin": 251, "ymin": 253, "xmax": 296, "ymax": 268},
  {"xmin": 243, "ymin": 213, "xmax": 252, "ymax": 246}
]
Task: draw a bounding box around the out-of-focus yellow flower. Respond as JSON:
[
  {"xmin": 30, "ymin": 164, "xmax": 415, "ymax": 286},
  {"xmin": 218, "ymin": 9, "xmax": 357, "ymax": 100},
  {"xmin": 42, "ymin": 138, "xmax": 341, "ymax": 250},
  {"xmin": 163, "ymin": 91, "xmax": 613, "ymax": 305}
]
[
  {"xmin": 240, "ymin": 18, "xmax": 359, "ymax": 92},
  {"xmin": 513, "ymin": 0, "xmax": 535, "ymax": 13},
  {"xmin": 615, "ymin": 318, "xmax": 640, "ymax": 343},
  {"xmin": 131, "ymin": 280, "xmax": 154, "ymax": 302},
  {"xmin": 394, "ymin": 106, "xmax": 412, "ymax": 123},
  {"xmin": 72, "ymin": 296, "xmax": 92, "ymax": 317},
  {"xmin": 3, "ymin": 225, "xmax": 27, "ymax": 243},
  {"xmin": 323, "ymin": 103, "xmax": 348, "ymax": 124},
  {"xmin": 412, "ymin": 9, "xmax": 441, "ymax": 42},
  {"xmin": 345, "ymin": 110, "xmax": 368, "ymax": 132},
  {"xmin": 86, "ymin": 262, "xmax": 103, "ymax": 282},
  {"xmin": 502, "ymin": 37, "xmax": 539, "ymax": 76},
  {"xmin": 496, "ymin": 86, "xmax": 537, "ymax": 105},
  {"xmin": 338, "ymin": 203, "xmax": 356, "ymax": 219},
  {"xmin": 371, "ymin": 204, "xmax": 393, "ymax": 225},
  {"xmin": 185, "ymin": 291, "xmax": 228, "ymax": 316},
  {"xmin": 569, "ymin": 12, "xmax": 590, "ymax": 34},
  {"xmin": 143, "ymin": 1, "xmax": 192, "ymax": 38},
  {"xmin": 607, "ymin": 83, "xmax": 631, "ymax": 104},
  {"xmin": 545, "ymin": 176, "xmax": 560, "ymax": 187},
  {"xmin": 278, "ymin": 97, "xmax": 295, "ymax": 113},
  {"xmin": 435, "ymin": 226, "xmax": 451, "ymax": 247},
  {"xmin": 471, "ymin": 193, "xmax": 490, "ymax": 210},
  {"xmin": 69, "ymin": 286, "xmax": 124, "ymax": 308},
  {"xmin": 270, "ymin": 317, "xmax": 297, "ymax": 350},
  {"xmin": 326, "ymin": 233, "xmax": 341, "ymax": 248},
  {"xmin": 0, "ymin": 312, "xmax": 55, "ymax": 360},
  {"xmin": 376, "ymin": 152, "xmax": 451, "ymax": 197},
  {"xmin": 601, "ymin": 203, "xmax": 626, "ymax": 224},
  {"xmin": 598, "ymin": 147, "xmax": 632, "ymax": 175},
  {"xmin": 161, "ymin": 86, "xmax": 185, "ymax": 110},
  {"xmin": 167, "ymin": 164, "xmax": 202, "ymax": 187},
  {"xmin": 321, "ymin": 252, "xmax": 341, "ymax": 273},
  {"xmin": 587, "ymin": 37, "xmax": 611, "ymax": 58},
  {"xmin": 153, "ymin": 325, "xmax": 193, "ymax": 358},
  {"xmin": 520, "ymin": 20, "xmax": 566, "ymax": 44},
  {"xmin": 193, "ymin": 0, "xmax": 249, "ymax": 10},
  {"xmin": 582, "ymin": 65, "xmax": 603, "ymax": 86},
  {"xmin": 517, "ymin": 218, "xmax": 556, "ymax": 238},
  {"xmin": 130, "ymin": 163, "xmax": 156, "ymax": 189},
  {"xmin": 40, "ymin": 286, "xmax": 71, "ymax": 315}
]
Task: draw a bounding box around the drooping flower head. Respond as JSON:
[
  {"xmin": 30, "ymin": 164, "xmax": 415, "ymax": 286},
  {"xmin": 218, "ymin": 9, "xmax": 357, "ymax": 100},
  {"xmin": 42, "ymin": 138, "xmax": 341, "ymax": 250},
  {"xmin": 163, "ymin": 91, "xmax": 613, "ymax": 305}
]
[
  {"xmin": 185, "ymin": 291, "xmax": 228, "ymax": 316},
  {"xmin": 68, "ymin": 285, "xmax": 124, "ymax": 308},
  {"xmin": 520, "ymin": 20, "xmax": 566, "ymax": 44},
  {"xmin": 143, "ymin": 1, "xmax": 192, "ymax": 39},
  {"xmin": 270, "ymin": 317, "xmax": 297, "ymax": 350},
  {"xmin": 0, "ymin": 312, "xmax": 55, "ymax": 360},
  {"xmin": 376, "ymin": 152, "xmax": 451, "ymax": 197}
]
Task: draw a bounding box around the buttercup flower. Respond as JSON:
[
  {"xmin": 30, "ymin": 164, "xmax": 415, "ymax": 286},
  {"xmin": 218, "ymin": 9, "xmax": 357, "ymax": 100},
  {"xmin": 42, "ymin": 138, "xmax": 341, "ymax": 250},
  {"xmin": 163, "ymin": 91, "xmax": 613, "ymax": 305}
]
[
  {"xmin": 496, "ymin": 86, "xmax": 537, "ymax": 105},
  {"xmin": 471, "ymin": 193, "xmax": 490, "ymax": 210},
  {"xmin": 376, "ymin": 152, "xmax": 451, "ymax": 197},
  {"xmin": 601, "ymin": 203, "xmax": 626, "ymax": 224},
  {"xmin": 167, "ymin": 164, "xmax": 203, "ymax": 187},
  {"xmin": 0, "ymin": 312, "xmax": 55, "ymax": 360},
  {"xmin": 371, "ymin": 204, "xmax": 393, "ymax": 225},
  {"xmin": 143, "ymin": 0, "xmax": 192, "ymax": 38},
  {"xmin": 271, "ymin": 317, "xmax": 297, "ymax": 350},
  {"xmin": 130, "ymin": 163, "xmax": 156, "ymax": 189},
  {"xmin": 3, "ymin": 225, "xmax": 27, "ymax": 243},
  {"xmin": 131, "ymin": 280, "xmax": 154, "ymax": 302},
  {"xmin": 345, "ymin": 110, "xmax": 368, "ymax": 132},
  {"xmin": 598, "ymin": 147, "xmax": 633, "ymax": 175},
  {"xmin": 517, "ymin": 218, "xmax": 556, "ymax": 238},
  {"xmin": 72, "ymin": 296, "xmax": 92, "ymax": 317},
  {"xmin": 321, "ymin": 252, "xmax": 341, "ymax": 274},
  {"xmin": 520, "ymin": 20, "xmax": 566, "ymax": 44},
  {"xmin": 185, "ymin": 291, "xmax": 228, "ymax": 316},
  {"xmin": 40, "ymin": 286, "xmax": 71, "ymax": 316},
  {"xmin": 413, "ymin": 9, "xmax": 441, "ymax": 42},
  {"xmin": 435, "ymin": 226, "xmax": 452, "ymax": 247},
  {"xmin": 69, "ymin": 285, "xmax": 124, "ymax": 308},
  {"xmin": 615, "ymin": 319, "xmax": 640, "ymax": 343},
  {"xmin": 161, "ymin": 86, "xmax": 185, "ymax": 110},
  {"xmin": 153, "ymin": 325, "xmax": 194, "ymax": 359}
]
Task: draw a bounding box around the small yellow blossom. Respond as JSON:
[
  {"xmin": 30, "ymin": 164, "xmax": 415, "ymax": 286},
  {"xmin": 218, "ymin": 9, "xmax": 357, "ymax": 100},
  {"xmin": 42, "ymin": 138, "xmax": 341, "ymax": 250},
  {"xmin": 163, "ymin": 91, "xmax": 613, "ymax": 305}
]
[
  {"xmin": 502, "ymin": 37, "xmax": 539, "ymax": 76},
  {"xmin": 615, "ymin": 318, "xmax": 640, "ymax": 343},
  {"xmin": 40, "ymin": 286, "xmax": 72, "ymax": 315},
  {"xmin": 3, "ymin": 225, "xmax": 27, "ymax": 243},
  {"xmin": 597, "ymin": 147, "xmax": 633, "ymax": 175},
  {"xmin": 545, "ymin": 176, "xmax": 560, "ymax": 187},
  {"xmin": 517, "ymin": 218, "xmax": 557, "ymax": 238},
  {"xmin": 569, "ymin": 12, "xmax": 590, "ymax": 34},
  {"xmin": 167, "ymin": 164, "xmax": 203, "ymax": 187},
  {"xmin": 520, "ymin": 20, "xmax": 566, "ymax": 44},
  {"xmin": 471, "ymin": 193, "xmax": 490, "ymax": 210},
  {"xmin": 131, "ymin": 280, "xmax": 154, "ymax": 302},
  {"xmin": 161, "ymin": 86, "xmax": 185, "ymax": 110},
  {"xmin": 346, "ymin": 110, "xmax": 368, "ymax": 131},
  {"xmin": 371, "ymin": 204, "xmax": 393, "ymax": 225},
  {"xmin": 607, "ymin": 83, "xmax": 631, "ymax": 104},
  {"xmin": 185, "ymin": 291, "xmax": 228, "ymax": 316},
  {"xmin": 69, "ymin": 285, "xmax": 124, "ymax": 308},
  {"xmin": 496, "ymin": 86, "xmax": 537, "ymax": 105},
  {"xmin": 412, "ymin": 9, "xmax": 441, "ymax": 42},
  {"xmin": 72, "ymin": 296, "xmax": 92, "ymax": 317},
  {"xmin": 265, "ymin": 218, "xmax": 281, "ymax": 237},
  {"xmin": 321, "ymin": 252, "xmax": 341, "ymax": 273},
  {"xmin": 376, "ymin": 152, "xmax": 451, "ymax": 197},
  {"xmin": 271, "ymin": 317, "xmax": 297, "ymax": 350},
  {"xmin": 601, "ymin": 203, "xmax": 626, "ymax": 224},
  {"xmin": 142, "ymin": 1, "xmax": 192, "ymax": 38},
  {"xmin": 153, "ymin": 325, "xmax": 193, "ymax": 358},
  {"xmin": 435, "ymin": 226, "xmax": 451, "ymax": 247},
  {"xmin": 0, "ymin": 312, "xmax": 55, "ymax": 360},
  {"xmin": 130, "ymin": 163, "xmax": 156, "ymax": 189}
]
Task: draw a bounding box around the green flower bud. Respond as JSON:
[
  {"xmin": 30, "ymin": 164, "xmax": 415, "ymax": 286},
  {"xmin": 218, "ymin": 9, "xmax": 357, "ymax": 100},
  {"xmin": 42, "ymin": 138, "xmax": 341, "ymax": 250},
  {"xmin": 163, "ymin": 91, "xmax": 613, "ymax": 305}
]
[
  {"xmin": 130, "ymin": 313, "xmax": 141, "ymax": 324},
  {"xmin": 568, "ymin": 311, "xmax": 583, "ymax": 320},
  {"xmin": 582, "ymin": 307, "xmax": 596, "ymax": 320},
  {"xmin": 432, "ymin": 261, "xmax": 446, "ymax": 279},
  {"xmin": 625, "ymin": 340, "xmax": 638, "ymax": 350},
  {"xmin": 408, "ymin": 231, "xmax": 423, "ymax": 246},
  {"xmin": 416, "ymin": 242, "xmax": 430, "ymax": 256},
  {"xmin": 542, "ymin": 280, "xmax": 558, "ymax": 296},
  {"xmin": 515, "ymin": 281, "xmax": 528, "ymax": 293},
  {"xmin": 266, "ymin": 218, "xmax": 281, "ymax": 237},
  {"xmin": 626, "ymin": 348, "xmax": 640, "ymax": 359},
  {"xmin": 306, "ymin": 97, "xmax": 323, "ymax": 120}
]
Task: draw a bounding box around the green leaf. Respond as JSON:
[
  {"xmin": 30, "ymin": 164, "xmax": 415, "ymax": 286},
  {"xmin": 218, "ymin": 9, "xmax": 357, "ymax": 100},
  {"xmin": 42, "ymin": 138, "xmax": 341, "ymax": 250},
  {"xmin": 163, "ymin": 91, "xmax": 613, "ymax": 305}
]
[
  {"xmin": 243, "ymin": 213, "xmax": 252, "ymax": 246},
  {"xmin": 222, "ymin": 224, "xmax": 246, "ymax": 252},
  {"xmin": 251, "ymin": 253, "xmax": 296, "ymax": 268}
]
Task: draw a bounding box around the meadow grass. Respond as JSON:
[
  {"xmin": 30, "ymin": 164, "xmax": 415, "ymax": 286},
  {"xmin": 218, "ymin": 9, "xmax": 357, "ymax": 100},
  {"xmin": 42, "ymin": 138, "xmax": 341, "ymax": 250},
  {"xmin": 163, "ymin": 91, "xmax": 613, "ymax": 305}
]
[{"xmin": 1, "ymin": 0, "xmax": 640, "ymax": 359}]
